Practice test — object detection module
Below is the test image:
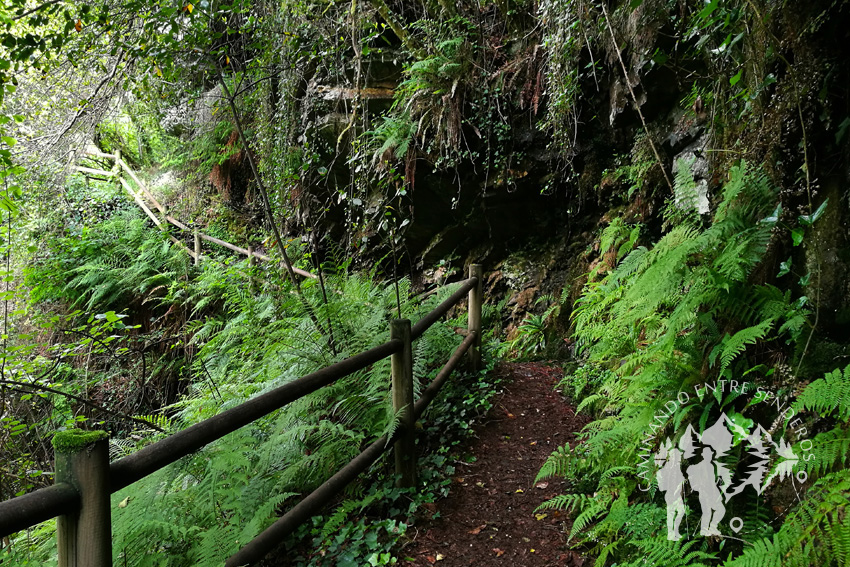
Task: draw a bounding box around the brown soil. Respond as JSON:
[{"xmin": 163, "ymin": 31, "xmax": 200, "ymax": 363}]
[{"xmin": 400, "ymin": 362, "xmax": 590, "ymax": 567}]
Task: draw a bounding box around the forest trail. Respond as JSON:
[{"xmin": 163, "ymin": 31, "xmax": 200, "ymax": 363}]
[{"xmin": 401, "ymin": 363, "xmax": 590, "ymax": 567}]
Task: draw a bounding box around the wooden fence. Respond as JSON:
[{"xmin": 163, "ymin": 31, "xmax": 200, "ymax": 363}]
[
  {"xmin": 0, "ymin": 265, "xmax": 484, "ymax": 567},
  {"xmin": 72, "ymin": 148, "xmax": 316, "ymax": 278}
]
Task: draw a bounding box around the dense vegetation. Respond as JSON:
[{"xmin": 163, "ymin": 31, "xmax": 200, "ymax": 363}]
[{"xmin": 2, "ymin": 0, "xmax": 850, "ymax": 566}]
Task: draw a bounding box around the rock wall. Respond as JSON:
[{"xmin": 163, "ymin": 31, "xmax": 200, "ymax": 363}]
[{"xmin": 269, "ymin": 0, "xmax": 850, "ymax": 339}]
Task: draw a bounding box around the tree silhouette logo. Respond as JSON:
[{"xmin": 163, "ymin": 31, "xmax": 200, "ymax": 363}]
[{"xmin": 654, "ymin": 411, "xmax": 801, "ymax": 540}]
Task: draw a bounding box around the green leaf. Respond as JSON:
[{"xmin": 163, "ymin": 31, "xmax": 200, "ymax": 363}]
[
  {"xmin": 727, "ymin": 412, "xmax": 754, "ymax": 445},
  {"xmin": 697, "ymin": 0, "xmax": 719, "ymax": 20},
  {"xmin": 729, "ymin": 68, "xmax": 743, "ymax": 86},
  {"xmin": 761, "ymin": 204, "xmax": 782, "ymax": 224},
  {"xmin": 777, "ymin": 257, "xmax": 792, "ymax": 278},
  {"xmin": 836, "ymin": 117, "xmax": 850, "ymax": 144},
  {"xmin": 798, "ymin": 198, "xmax": 828, "ymax": 226},
  {"xmin": 791, "ymin": 227, "xmax": 804, "ymax": 246}
]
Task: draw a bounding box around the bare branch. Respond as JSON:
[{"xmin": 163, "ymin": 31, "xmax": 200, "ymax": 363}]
[{"xmin": 1, "ymin": 378, "xmax": 166, "ymax": 433}]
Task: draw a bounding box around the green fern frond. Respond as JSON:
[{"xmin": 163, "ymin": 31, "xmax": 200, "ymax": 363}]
[{"xmin": 794, "ymin": 364, "xmax": 850, "ymax": 420}]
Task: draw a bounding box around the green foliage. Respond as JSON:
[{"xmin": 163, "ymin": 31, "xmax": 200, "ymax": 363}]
[
  {"xmin": 96, "ymin": 117, "xmax": 144, "ymax": 167},
  {"xmin": 499, "ymin": 294, "xmax": 562, "ymax": 359},
  {"xmin": 727, "ymin": 469, "xmax": 850, "ymax": 567},
  {"xmin": 538, "ymin": 161, "xmax": 821, "ymax": 565},
  {"xmin": 26, "ymin": 209, "xmax": 190, "ymax": 311},
  {"xmin": 789, "ymin": 364, "xmax": 850, "ymax": 481},
  {"xmin": 52, "ymin": 429, "xmax": 108, "ymax": 452},
  {"xmin": 7, "ymin": 217, "xmax": 494, "ymax": 566},
  {"xmin": 540, "ymin": 0, "xmax": 593, "ymax": 157},
  {"xmin": 189, "ymin": 120, "xmax": 239, "ymax": 175},
  {"xmin": 794, "ymin": 364, "xmax": 850, "ymax": 421},
  {"xmin": 103, "ymin": 276, "xmax": 482, "ymax": 567}
]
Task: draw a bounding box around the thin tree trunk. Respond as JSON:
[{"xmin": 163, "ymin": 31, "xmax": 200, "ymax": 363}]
[{"xmin": 217, "ymin": 70, "xmax": 329, "ymax": 338}]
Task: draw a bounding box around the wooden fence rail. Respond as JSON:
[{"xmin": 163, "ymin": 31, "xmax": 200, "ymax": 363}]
[
  {"xmin": 0, "ymin": 266, "xmax": 484, "ymax": 567},
  {"xmin": 73, "ymin": 148, "xmax": 316, "ymax": 278}
]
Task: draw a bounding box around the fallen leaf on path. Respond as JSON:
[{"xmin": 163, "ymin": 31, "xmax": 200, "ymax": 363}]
[
  {"xmin": 493, "ymin": 548, "xmax": 505, "ymax": 557},
  {"xmin": 535, "ymin": 513, "xmax": 548, "ymax": 521},
  {"xmin": 476, "ymin": 481, "xmax": 486, "ymax": 488},
  {"xmin": 435, "ymin": 554, "xmax": 444, "ymax": 561},
  {"xmin": 515, "ymin": 488, "xmax": 524, "ymax": 493},
  {"xmin": 425, "ymin": 556, "xmax": 436, "ymax": 564},
  {"xmin": 468, "ymin": 525, "xmax": 486, "ymax": 535},
  {"xmin": 535, "ymin": 481, "xmax": 549, "ymax": 489}
]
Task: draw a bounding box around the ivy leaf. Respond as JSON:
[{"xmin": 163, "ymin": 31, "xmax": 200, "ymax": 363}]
[
  {"xmin": 761, "ymin": 204, "xmax": 782, "ymax": 224},
  {"xmin": 727, "ymin": 412, "xmax": 754, "ymax": 446},
  {"xmin": 791, "ymin": 227, "xmax": 804, "ymax": 246},
  {"xmin": 777, "ymin": 257, "xmax": 792, "ymax": 278},
  {"xmin": 798, "ymin": 198, "xmax": 828, "ymax": 226}
]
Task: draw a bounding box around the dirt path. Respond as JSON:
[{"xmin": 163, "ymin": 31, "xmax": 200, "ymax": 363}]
[{"xmin": 401, "ymin": 362, "xmax": 589, "ymax": 567}]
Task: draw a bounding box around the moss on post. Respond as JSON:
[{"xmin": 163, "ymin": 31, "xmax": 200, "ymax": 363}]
[
  {"xmin": 52, "ymin": 430, "xmax": 109, "ymax": 454},
  {"xmin": 54, "ymin": 430, "xmax": 111, "ymax": 567}
]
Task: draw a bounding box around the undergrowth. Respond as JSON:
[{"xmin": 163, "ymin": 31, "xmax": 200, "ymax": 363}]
[
  {"xmin": 538, "ymin": 160, "xmax": 847, "ymax": 566},
  {"xmin": 4, "ymin": 205, "xmax": 502, "ymax": 567}
]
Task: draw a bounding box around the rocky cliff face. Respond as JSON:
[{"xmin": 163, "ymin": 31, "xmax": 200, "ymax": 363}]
[{"xmin": 259, "ymin": 1, "xmax": 850, "ymax": 344}]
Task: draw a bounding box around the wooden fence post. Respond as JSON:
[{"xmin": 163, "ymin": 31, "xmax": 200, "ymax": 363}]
[
  {"xmin": 468, "ymin": 264, "xmax": 483, "ymax": 371},
  {"xmin": 194, "ymin": 229, "xmax": 201, "ymax": 266},
  {"xmin": 390, "ymin": 319, "xmax": 416, "ymax": 488},
  {"xmin": 54, "ymin": 430, "xmax": 111, "ymax": 567}
]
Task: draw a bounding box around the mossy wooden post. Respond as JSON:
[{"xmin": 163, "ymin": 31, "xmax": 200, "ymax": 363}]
[
  {"xmin": 391, "ymin": 319, "xmax": 416, "ymax": 488},
  {"xmin": 194, "ymin": 229, "xmax": 201, "ymax": 266},
  {"xmin": 54, "ymin": 430, "xmax": 111, "ymax": 567},
  {"xmin": 468, "ymin": 264, "xmax": 483, "ymax": 371}
]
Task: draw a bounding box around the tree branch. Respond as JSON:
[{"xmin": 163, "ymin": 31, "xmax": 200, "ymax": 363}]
[
  {"xmin": 13, "ymin": 0, "xmax": 64, "ymax": 20},
  {"xmin": 52, "ymin": 49, "xmax": 126, "ymax": 149},
  {"xmin": 2, "ymin": 378, "xmax": 166, "ymax": 433},
  {"xmin": 365, "ymin": 0, "xmax": 426, "ymax": 59},
  {"xmin": 599, "ymin": 3, "xmax": 674, "ymax": 193}
]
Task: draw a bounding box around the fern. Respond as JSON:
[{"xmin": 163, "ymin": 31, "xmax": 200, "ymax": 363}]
[
  {"xmin": 727, "ymin": 469, "xmax": 850, "ymax": 567},
  {"xmin": 102, "ymin": 257, "xmax": 473, "ymax": 567},
  {"xmin": 539, "ymin": 162, "xmax": 813, "ymax": 566},
  {"xmin": 794, "ymin": 364, "xmax": 850, "ymax": 420},
  {"xmin": 711, "ymin": 319, "xmax": 774, "ymax": 373}
]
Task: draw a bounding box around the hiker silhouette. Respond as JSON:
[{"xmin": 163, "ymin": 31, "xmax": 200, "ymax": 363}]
[
  {"xmin": 655, "ymin": 439, "xmax": 686, "ymax": 540},
  {"xmin": 686, "ymin": 446, "xmax": 726, "ymax": 536}
]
